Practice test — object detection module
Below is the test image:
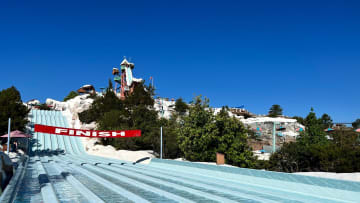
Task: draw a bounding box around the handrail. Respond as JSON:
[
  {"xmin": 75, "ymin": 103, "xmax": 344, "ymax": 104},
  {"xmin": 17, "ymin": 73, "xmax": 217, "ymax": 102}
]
[{"xmin": 0, "ymin": 156, "xmax": 28, "ymax": 202}]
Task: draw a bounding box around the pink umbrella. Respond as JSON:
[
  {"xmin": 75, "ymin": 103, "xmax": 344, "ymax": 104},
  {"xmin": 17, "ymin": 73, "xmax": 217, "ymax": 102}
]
[
  {"xmin": 1, "ymin": 130, "xmax": 32, "ymax": 138},
  {"xmin": 355, "ymin": 128, "xmax": 360, "ymax": 133}
]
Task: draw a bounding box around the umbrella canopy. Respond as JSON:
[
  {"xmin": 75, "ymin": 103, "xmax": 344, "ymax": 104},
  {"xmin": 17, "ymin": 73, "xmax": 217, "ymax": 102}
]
[
  {"xmin": 1, "ymin": 130, "xmax": 32, "ymax": 138},
  {"xmin": 355, "ymin": 128, "xmax": 360, "ymax": 132}
]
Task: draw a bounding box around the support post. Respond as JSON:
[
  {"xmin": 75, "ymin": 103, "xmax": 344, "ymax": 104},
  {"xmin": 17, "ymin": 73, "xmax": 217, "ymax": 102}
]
[
  {"xmin": 7, "ymin": 118, "xmax": 11, "ymax": 154},
  {"xmin": 272, "ymin": 122, "xmax": 276, "ymax": 153},
  {"xmin": 160, "ymin": 126, "xmax": 163, "ymax": 159}
]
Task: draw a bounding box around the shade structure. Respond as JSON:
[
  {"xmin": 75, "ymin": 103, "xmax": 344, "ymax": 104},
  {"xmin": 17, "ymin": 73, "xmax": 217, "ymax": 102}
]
[
  {"xmin": 1, "ymin": 130, "xmax": 31, "ymax": 138},
  {"xmin": 324, "ymin": 128, "xmax": 334, "ymax": 132}
]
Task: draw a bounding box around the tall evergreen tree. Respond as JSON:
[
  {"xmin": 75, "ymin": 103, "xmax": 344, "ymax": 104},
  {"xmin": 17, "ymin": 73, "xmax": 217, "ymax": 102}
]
[
  {"xmin": 174, "ymin": 98, "xmax": 188, "ymax": 115},
  {"xmin": 268, "ymin": 104, "xmax": 283, "ymax": 117},
  {"xmin": 320, "ymin": 113, "xmax": 333, "ymax": 129},
  {"xmin": 301, "ymin": 108, "xmax": 327, "ymax": 144},
  {"xmin": 352, "ymin": 119, "xmax": 360, "ymax": 129},
  {"xmin": 0, "ymin": 86, "xmax": 29, "ymax": 134}
]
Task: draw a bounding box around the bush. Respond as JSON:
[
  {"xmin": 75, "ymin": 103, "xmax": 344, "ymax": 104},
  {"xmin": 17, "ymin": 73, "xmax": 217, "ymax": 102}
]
[
  {"xmin": 63, "ymin": 91, "xmax": 79, "ymax": 101},
  {"xmin": 38, "ymin": 103, "xmax": 51, "ymax": 110},
  {"xmin": 177, "ymin": 96, "xmax": 255, "ymax": 167},
  {"xmin": 268, "ymin": 109, "xmax": 360, "ymax": 173}
]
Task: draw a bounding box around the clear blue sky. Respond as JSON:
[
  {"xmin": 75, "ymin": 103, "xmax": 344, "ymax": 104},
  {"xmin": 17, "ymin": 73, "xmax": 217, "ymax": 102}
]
[{"xmin": 1, "ymin": 0, "xmax": 359, "ymax": 122}]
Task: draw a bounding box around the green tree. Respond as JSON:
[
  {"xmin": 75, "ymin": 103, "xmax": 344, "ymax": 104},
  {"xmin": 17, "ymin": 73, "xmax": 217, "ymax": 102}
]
[
  {"xmin": 159, "ymin": 117, "xmax": 182, "ymax": 159},
  {"xmin": 177, "ymin": 96, "xmax": 218, "ymax": 161},
  {"xmin": 177, "ymin": 97, "xmax": 255, "ymax": 167},
  {"xmin": 63, "ymin": 91, "xmax": 79, "ymax": 101},
  {"xmin": 268, "ymin": 104, "xmax": 283, "ymax": 117},
  {"xmin": 320, "ymin": 113, "xmax": 333, "ymax": 129},
  {"xmin": 301, "ymin": 108, "xmax": 327, "ymax": 144},
  {"xmin": 90, "ymin": 82, "xmax": 162, "ymax": 154},
  {"xmin": 352, "ymin": 119, "xmax": 360, "ymax": 129},
  {"xmin": 174, "ymin": 98, "xmax": 188, "ymax": 115},
  {"xmin": 38, "ymin": 103, "xmax": 50, "ymax": 110},
  {"xmin": 79, "ymin": 86, "xmax": 123, "ymax": 124},
  {"xmin": 0, "ymin": 86, "xmax": 29, "ymax": 134},
  {"xmin": 292, "ymin": 116, "xmax": 305, "ymax": 125},
  {"xmin": 215, "ymin": 107, "xmax": 255, "ymax": 167},
  {"xmin": 267, "ymin": 108, "xmax": 360, "ymax": 173}
]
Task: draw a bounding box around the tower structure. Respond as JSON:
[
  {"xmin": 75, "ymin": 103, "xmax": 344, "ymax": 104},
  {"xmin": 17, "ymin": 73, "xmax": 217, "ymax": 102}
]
[{"xmin": 112, "ymin": 58, "xmax": 142, "ymax": 99}]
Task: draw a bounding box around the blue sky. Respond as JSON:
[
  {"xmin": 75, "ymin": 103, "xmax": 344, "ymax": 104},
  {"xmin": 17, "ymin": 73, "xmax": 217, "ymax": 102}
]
[{"xmin": 1, "ymin": 0, "xmax": 359, "ymax": 122}]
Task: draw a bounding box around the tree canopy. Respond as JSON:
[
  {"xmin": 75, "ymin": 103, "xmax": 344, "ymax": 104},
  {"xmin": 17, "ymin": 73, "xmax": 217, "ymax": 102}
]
[
  {"xmin": 268, "ymin": 109, "xmax": 360, "ymax": 173},
  {"xmin": 0, "ymin": 86, "xmax": 29, "ymax": 134},
  {"xmin": 268, "ymin": 104, "xmax": 283, "ymax": 117},
  {"xmin": 63, "ymin": 91, "xmax": 79, "ymax": 101},
  {"xmin": 79, "ymin": 82, "xmax": 166, "ymax": 155},
  {"xmin": 320, "ymin": 113, "xmax": 333, "ymax": 129},
  {"xmin": 177, "ymin": 96, "xmax": 255, "ymax": 167},
  {"xmin": 174, "ymin": 98, "xmax": 188, "ymax": 115},
  {"xmin": 352, "ymin": 119, "xmax": 360, "ymax": 129}
]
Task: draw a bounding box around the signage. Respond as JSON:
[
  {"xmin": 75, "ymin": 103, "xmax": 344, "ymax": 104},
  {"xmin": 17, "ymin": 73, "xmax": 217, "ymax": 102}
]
[{"xmin": 34, "ymin": 124, "xmax": 141, "ymax": 138}]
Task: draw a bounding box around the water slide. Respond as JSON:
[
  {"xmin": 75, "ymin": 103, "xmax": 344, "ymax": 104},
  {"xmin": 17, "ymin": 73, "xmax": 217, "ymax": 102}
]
[
  {"xmin": 1, "ymin": 109, "xmax": 359, "ymax": 202},
  {"xmin": 125, "ymin": 67, "xmax": 133, "ymax": 86}
]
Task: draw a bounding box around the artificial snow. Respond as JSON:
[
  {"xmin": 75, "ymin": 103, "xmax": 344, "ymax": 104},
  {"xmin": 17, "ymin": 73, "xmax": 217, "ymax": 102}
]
[
  {"xmin": 241, "ymin": 116, "xmax": 305, "ymax": 137},
  {"xmin": 154, "ymin": 98, "xmax": 176, "ymax": 119},
  {"xmin": 46, "ymin": 94, "xmax": 95, "ymax": 129},
  {"xmin": 26, "ymin": 99, "xmax": 40, "ymax": 106},
  {"xmin": 83, "ymin": 137, "xmax": 154, "ymax": 164},
  {"xmin": 46, "ymin": 94, "xmax": 155, "ymax": 163},
  {"xmin": 296, "ymin": 172, "xmax": 360, "ymax": 182}
]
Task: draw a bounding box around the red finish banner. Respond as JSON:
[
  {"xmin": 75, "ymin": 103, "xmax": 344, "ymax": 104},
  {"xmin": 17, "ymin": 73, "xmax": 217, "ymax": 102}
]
[{"xmin": 34, "ymin": 124, "xmax": 141, "ymax": 138}]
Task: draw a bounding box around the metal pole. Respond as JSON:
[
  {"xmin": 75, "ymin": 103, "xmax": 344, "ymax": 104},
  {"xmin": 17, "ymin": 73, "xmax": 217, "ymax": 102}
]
[
  {"xmin": 272, "ymin": 122, "xmax": 276, "ymax": 153},
  {"xmin": 7, "ymin": 118, "xmax": 11, "ymax": 154},
  {"xmin": 160, "ymin": 96, "xmax": 163, "ymax": 159},
  {"xmin": 160, "ymin": 126, "xmax": 163, "ymax": 159}
]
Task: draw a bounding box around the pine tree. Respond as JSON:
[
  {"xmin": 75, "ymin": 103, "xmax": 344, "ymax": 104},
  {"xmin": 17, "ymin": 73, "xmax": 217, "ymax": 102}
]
[
  {"xmin": 268, "ymin": 104, "xmax": 283, "ymax": 117},
  {"xmin": 0, "ymin": 86, "xmax": 29, "ymax": 134},
  {"xmin": 63, "ymin": 91, "xmax": 79, "ymax": 101},
  {"xmin": 352, "ymin": 119, "xmax": 360, "ymax": 129},
  {"xmin": 320, "ymin": 113, "xmax": 333, "ymax": 129},
  {"xmin": 174, "ymin": 98, "xmax": 188, "ymax": 115}
]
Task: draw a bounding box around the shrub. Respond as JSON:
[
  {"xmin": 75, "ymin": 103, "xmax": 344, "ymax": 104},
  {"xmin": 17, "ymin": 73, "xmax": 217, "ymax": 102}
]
[{"xmin": 63, "ymin": 91, "xmax": 79, "ymax": 101}]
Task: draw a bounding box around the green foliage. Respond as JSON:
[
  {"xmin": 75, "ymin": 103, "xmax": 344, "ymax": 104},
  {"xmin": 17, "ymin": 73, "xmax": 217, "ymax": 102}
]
[
  {"xmin": 292, "ymin": 116, "xmax": 305, "ymax": 125},
  {"xmin": 38, "ymin": 103, "xmax": 51, "ymax": 110},
  {"xmin": 301, "ymin": 108, "xmax": 327, "ymax": 144},
  {"xmin": 79, "ymin": 88, "xmax": 123, "ymax": 124},
  {"xmin": 268, "ymin": 104, "xmax": 283, "ymax": 117},
  {"xmin": 177, "ymin": 96, "xmax": 218, "ymax": 161},
  {"xmin": 63, "ymin": 91, "xmax": 79, "ymax": 101},
  {"xmin": 352, "ymin": 119, "xmax": 360, "ymax": 129},
  {"xmin": 174, "ymin": 98, "xmax": 188, "ymax": 115},
  {"xmin": 320, "ymin": 113, "xmax": 333, "ymax": 129},
  {"xmin": 269, "ymin": 109, "xmax": 360, "ymax": 173},
  {"xmin": 0, "ymin": 86, "xmax": 29, "ymax": 134},
  {"xmin": 177, "ymin": 96, "xmax": 255, "ymax": 167},
  {"xmin": 81, "ymin": 81, "xmax": 168, "ymax": 155},
  {"xmin": 160, "ymin": 117, "xmax": 182, "ymax": 159}
]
